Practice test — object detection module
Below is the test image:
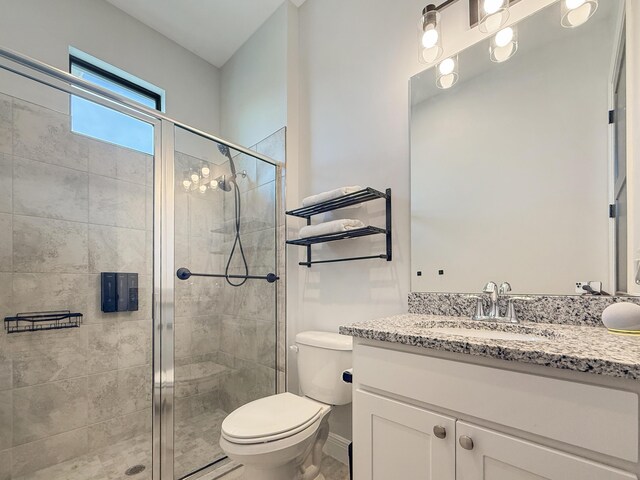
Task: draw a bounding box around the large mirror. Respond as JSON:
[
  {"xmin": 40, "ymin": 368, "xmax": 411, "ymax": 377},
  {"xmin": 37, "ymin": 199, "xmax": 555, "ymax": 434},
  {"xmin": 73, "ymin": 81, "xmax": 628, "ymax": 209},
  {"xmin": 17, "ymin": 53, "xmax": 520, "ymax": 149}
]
[{"xmin": 410, "ymin": 0, "xmax": 635, "ymax": 295}]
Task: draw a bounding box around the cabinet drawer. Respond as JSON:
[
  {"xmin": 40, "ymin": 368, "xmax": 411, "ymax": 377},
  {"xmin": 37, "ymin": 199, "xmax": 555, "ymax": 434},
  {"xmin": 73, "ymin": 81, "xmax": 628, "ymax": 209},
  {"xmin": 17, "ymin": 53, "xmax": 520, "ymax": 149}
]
[{"xmin": 355, "ymin": 344, "xmax": 639, "ymax": 462}]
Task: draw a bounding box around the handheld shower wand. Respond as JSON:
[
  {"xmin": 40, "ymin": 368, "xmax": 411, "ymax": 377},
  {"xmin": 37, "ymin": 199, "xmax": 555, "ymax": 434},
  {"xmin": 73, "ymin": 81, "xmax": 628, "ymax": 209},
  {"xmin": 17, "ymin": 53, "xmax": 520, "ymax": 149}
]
[
  {"xmin": 217, "ymin": 143, "xmax": 249, "ymax": 287},
  {"xmin": 218, "ymin": 144, "xmax": 237, "ymax": 178}
]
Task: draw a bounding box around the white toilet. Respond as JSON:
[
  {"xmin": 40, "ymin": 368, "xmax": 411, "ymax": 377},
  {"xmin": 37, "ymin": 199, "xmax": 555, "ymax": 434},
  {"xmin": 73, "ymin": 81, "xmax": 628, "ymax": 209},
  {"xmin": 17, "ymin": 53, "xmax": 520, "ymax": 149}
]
[{"xmin": 219, "ymin": 331, "xmax": 352, "ymax": 480}]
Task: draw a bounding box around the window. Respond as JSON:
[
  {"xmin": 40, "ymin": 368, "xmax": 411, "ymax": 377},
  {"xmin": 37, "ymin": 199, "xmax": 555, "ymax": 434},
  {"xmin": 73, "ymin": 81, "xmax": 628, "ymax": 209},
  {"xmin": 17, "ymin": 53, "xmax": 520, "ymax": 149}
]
[{"xmin": 70, "ymin": 54, "xmax": 162, "ymax": 155}]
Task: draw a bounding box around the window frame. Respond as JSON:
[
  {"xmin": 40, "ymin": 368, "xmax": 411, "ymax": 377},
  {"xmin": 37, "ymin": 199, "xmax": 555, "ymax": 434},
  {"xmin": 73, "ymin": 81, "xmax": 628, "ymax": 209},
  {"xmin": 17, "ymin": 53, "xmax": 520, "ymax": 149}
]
[{"xmin": 69, "ymin": 55, "xmax": 162, "ymax": 111}]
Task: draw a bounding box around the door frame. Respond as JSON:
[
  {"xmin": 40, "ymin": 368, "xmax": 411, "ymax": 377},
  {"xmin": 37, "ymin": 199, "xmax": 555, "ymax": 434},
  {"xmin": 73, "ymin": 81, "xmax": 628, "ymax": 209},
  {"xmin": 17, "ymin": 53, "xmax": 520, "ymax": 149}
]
[{"xmin": 608, "ymin": 3, "xmax": 628, "ymax": 294}]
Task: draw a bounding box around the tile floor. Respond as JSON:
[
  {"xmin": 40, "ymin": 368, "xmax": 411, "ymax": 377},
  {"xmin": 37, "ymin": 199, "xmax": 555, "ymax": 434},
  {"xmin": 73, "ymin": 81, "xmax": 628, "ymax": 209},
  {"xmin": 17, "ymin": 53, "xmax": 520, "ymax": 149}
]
[
  {"xmin": 10, "ymin": 406, "xmax": 349, "ymax": 480},
  {"xmin": 12, "ymin": 409, "xmax": 229, "ymax": 480}
]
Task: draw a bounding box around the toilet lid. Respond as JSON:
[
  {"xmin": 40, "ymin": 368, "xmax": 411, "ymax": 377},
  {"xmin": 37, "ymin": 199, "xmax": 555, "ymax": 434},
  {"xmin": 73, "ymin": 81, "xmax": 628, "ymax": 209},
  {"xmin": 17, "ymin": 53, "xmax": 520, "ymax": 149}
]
[{"xmin": 221, "ymin": 393, "xmax": 324, "ymax": 444}]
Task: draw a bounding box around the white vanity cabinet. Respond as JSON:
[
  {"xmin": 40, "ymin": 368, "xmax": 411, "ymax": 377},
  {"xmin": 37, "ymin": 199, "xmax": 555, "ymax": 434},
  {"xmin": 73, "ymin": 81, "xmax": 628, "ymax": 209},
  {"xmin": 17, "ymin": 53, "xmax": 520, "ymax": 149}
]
[
  {"xmin": 352, "ymin": 341, "xmax": 639, "ymax": 480},
  {"xmin": 355, "ymin": 390, "xmax": 456, "ymax": 480}
]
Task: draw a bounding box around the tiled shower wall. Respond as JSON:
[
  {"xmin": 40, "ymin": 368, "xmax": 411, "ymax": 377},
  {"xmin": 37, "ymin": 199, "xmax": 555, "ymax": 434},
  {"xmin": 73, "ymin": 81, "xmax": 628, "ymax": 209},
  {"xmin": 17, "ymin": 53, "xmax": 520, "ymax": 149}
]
[
  {"xmin": 0, "ymin": 92, "xmax": 153, "ymax": 479},
  {"xmin": 218, "ymin": 128, "xmax": 286, "ymax": 413},
  {"xmin": 174, "ymin": 150, "xmax": 227, "ymax": 422},
  {"xmin": 172, "ymin": 127, "xmax": 286, "ymax": 423}
]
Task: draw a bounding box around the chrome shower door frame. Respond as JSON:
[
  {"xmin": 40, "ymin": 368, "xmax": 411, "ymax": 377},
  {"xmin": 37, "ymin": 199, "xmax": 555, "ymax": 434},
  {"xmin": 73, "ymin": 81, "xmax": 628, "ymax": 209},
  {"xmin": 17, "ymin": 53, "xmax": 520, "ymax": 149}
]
[{"xmin": 156, "ymin": 119, "xmax": 175, "ymax": 480}]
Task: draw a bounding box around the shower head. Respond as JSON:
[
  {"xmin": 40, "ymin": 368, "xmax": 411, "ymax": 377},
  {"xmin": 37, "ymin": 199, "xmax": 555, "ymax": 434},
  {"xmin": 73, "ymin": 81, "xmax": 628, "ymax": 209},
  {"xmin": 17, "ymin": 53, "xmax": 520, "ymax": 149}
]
[
  {"xmin": 217, "ymin": 142, "xmax": 237, "ymax": 178},
  {"xmin": 217, "ymin": 143, "xmax": 230, "ymax": 157}
]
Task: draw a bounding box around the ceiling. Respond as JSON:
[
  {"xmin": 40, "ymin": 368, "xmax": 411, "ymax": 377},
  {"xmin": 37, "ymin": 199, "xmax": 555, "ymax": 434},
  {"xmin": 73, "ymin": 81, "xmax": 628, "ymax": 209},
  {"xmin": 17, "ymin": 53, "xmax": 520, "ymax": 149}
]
[{"xmin": 105, "ymin": 0, "xmax": 306, "ymax": 68}]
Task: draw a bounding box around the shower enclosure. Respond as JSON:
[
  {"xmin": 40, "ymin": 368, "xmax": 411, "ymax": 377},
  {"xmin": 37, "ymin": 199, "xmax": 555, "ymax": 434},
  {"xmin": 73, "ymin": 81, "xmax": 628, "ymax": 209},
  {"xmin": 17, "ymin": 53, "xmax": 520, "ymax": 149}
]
[{"xmin": 0, "ymin": 47, "xmax": 283, "ymax": 480}]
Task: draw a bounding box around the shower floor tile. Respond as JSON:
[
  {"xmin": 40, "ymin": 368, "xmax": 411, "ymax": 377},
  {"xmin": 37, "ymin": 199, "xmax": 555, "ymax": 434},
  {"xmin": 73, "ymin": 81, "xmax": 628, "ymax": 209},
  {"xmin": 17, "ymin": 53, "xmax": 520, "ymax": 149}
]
[
  {"xmin": 175, "ymin": 409, "xmax": 228, "ymax": 479},
  {"xmin": 12, "ymin": 409, "xmax": 229, "ymax": 480},
  {"xmin": 12, "ymin": 434, "xmax": 153, "ymax": 480}
]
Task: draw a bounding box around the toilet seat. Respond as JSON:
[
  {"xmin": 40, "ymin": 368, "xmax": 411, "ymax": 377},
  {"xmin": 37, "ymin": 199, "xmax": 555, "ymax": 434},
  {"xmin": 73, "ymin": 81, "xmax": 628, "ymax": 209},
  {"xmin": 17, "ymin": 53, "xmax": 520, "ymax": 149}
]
[{"xmin": 221, "ymin": 393, "xmax": 328, "ymax": 445}]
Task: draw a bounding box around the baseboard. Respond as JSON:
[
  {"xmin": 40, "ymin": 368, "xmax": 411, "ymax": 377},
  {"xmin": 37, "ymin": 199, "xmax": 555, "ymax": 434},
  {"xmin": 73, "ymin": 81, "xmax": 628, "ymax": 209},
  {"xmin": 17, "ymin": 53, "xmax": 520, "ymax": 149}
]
[{"xmin": 323, "ymin": 432, "xmax": 350, "ymax": 466}]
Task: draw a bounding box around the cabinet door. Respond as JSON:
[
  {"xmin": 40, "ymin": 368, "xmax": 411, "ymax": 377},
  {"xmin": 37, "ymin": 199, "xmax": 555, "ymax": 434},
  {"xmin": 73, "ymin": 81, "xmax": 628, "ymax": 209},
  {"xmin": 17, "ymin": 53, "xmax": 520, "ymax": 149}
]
[
  {"xmin": 353, "ymin": 389, "xmax": 456, "ymax": 480},
  {"xmin": 456, "ymin": 422, "xmax": 637, "ymax": 480}
]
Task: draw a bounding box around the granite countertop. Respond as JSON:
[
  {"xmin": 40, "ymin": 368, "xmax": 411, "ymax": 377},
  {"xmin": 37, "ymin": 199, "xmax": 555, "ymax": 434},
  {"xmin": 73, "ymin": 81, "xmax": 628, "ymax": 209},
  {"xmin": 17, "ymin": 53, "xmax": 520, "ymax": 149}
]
[{"xmin": 339, "ymin": 314, "xmax": 640, "ymax": 380}]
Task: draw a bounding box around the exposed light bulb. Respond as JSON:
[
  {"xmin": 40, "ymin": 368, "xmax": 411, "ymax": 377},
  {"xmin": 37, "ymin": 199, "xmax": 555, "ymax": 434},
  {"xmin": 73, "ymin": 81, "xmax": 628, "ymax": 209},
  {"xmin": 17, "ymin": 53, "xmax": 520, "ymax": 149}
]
[
  {"xmin": 422, "ymin": 48, "xmax": 441, "ymax": 64},
  {"xmin": 422, "ymin": 28, "xmax": 439, "ymax": 48},
  {"xmin": 418, "ymin": 5, "xmax": 443, "ymax": 64},
  {"xmin": 210, "ymin": 180, "xmax": 219, "ymax": 190},
  {"xmin": 495, "ymin": 27, "xmax": 514, "ymax": 47},
  {"xmin": 438, "ymin": 74, "xmax": 457, "ymax": 89},
  {"xmin": 491, "ymin": 25, "xmax": 518, "ymax": 62},
  {"xmin": 479, "ymin": 0, "xmax": 509, "ymax": 33},
  {"xmin": 199, "ymin": 185, "xmax": 207, "ymax": 193},
  {"xmin": 483, "ymin": 0, "xmax": 504, "ymax": 15},
  {"xmin": 190, "ymin": 173, "xmax": 199, "ymax": 183},
  {"xmin": 566, "ymin": 0, "xmax": 586, "ymax": 9},
  {"xmin": 436, "ymin": 56, "xmax": 458, "ymax": 90},
  {"xmin": 182, "ymin": 179, "xmax": 191, "ymax": 190},
  {"xmin": 561, "ymin": 0, "xmax": 597, "ymax": 27},
  {"xmin": 566, "ymin": 4, "xmax": 591, "ymax": 26},
  {"xmin": 438, "ymin": 58, "xmax": 455, "ymax": 75},
  {"xmin": 201, "ymin": 166, "xmax": 210, "ymax": 177}
]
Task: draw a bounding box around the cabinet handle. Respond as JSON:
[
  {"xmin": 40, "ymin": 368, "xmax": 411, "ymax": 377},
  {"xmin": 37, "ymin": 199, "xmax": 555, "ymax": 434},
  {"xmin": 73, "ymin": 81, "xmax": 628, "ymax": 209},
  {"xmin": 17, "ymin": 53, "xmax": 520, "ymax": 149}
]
[
  {"xmin": 433, "ymin": 425, "xmax": 446, "ymax": 439},
  {"xmin": 459, "ymin": 435, "xmax": 474, "ymax": 450}
]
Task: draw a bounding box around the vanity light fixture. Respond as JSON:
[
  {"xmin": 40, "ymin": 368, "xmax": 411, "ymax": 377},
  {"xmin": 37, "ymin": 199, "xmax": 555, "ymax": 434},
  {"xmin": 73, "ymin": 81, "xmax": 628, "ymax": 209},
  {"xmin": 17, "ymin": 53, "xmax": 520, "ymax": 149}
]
[
  {"xmin": 419, "ymin": 4, "xmax": 444, "ymax": 64},
  {"xmin": 561, "ymin": 0, "xmax": 598, "ymax": 28},
  {"xmin": 436, "ymin": 55, "xmax": 459, "ymax": 89},
  {"xmin": 490, "ymin": 25, "xmax": 518, "ymax": 62},
  {"xmin": 418, "ymin": 0, "xmax": 512, "ymax": 65},
  {"xmin": 478, "ymin": 0, "xmax": 510, "ymax": 33}
]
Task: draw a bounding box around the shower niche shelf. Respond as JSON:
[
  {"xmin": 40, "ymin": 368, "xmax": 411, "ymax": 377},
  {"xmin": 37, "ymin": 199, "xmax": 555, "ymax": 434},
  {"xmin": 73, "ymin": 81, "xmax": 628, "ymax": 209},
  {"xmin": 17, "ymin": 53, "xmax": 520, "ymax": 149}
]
[
  {"xmin": 4, "ymin": 310, "xmax": 83, "ymax": 333},
  {"xmin": 286, "ymin": 187, "xmax": 392, "ymax": 267}
]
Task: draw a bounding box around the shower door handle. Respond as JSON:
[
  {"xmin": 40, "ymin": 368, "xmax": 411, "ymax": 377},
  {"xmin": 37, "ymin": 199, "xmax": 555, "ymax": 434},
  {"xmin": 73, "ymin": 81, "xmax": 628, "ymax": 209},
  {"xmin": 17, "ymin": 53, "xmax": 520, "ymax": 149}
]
[{"xmin": 176, "ymin": 267, "xmax": 279, "ymax": 283}]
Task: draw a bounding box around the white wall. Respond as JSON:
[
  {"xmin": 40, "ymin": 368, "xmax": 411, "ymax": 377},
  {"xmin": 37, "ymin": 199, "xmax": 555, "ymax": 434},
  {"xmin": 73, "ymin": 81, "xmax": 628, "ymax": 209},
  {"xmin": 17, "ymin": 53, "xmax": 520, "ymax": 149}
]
[
  {"xmin": 290, "ymin": 0, "xmax": 561, "ymax": 443},
  {"xmin": 411, "ymin": 18, "xmax": 613, "ymax": 295},
  {"xmin": 220, "ymin": 3, "xmax": 288, "ymax": 147},
  {"xmin": 0, "ymin": 0, "xmax": 221, "ymax": 133}
]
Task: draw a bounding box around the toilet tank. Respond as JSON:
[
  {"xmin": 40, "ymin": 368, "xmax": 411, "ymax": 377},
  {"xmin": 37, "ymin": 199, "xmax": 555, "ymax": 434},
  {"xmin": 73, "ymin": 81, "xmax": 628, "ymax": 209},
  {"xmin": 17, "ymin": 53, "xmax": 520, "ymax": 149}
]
[{"xmin": 296, "ymin": 331, "xmax": 352, "ymax": 406}]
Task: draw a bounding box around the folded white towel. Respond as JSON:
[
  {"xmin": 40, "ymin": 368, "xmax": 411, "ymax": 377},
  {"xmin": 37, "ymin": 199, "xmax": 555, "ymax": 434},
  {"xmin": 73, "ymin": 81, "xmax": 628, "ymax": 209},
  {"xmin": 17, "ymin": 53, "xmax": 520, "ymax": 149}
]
[
  {"xmin": 299, "ymin": 219, "xmax": 365, "ymax": 239},
  {"xmin": 302, "ymin": 186, "xmax": 363, "ymax": 207}
]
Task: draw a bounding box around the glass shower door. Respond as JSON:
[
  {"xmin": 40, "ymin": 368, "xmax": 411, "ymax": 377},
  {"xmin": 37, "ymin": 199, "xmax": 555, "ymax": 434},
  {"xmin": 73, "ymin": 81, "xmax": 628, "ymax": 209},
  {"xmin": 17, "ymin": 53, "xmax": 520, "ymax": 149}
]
[
  {"xmin": 0, "ymin": 64, "xmax": 157, "ymax": 480},
  {"xmin": 172, "ymin": 126, "xmax": 278, "ymax": 479}
]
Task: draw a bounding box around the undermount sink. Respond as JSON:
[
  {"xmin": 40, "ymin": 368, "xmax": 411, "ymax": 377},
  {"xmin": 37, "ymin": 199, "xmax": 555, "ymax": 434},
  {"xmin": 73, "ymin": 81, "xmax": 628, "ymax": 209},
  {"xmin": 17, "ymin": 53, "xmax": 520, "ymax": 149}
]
[{"xmin": 414, "ymin": 320, "xmax": 557, "ymax": 343}]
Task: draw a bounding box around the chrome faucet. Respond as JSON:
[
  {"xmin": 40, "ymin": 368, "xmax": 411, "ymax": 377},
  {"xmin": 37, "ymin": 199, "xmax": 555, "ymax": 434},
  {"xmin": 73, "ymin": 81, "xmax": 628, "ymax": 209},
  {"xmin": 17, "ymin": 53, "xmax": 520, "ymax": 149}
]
[
  {"xmin": 483, "ymin": 281, "xmax": 499, "ymax": 318},
  {"xmin": 469, "ymin": 281, "xmax": 530, "ymax": 323}
]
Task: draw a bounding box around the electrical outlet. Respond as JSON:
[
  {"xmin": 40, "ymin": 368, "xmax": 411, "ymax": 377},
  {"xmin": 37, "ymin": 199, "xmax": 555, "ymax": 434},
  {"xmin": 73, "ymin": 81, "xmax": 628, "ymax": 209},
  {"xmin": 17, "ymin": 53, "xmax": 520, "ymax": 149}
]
[{"xmin": 575, "ymin": 281, "xmax": 602, "ymax": 294}]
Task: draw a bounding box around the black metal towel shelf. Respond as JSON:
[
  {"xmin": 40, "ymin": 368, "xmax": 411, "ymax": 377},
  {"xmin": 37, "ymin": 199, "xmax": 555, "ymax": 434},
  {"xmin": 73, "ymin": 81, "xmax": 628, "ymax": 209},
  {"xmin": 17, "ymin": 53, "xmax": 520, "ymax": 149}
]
[
  {"xmin": 286, "ymin": 226, "xmax": 386, "ymax": 246},
  {"xmin": 176, "ymin": 267, "xmax": 279, "ymax": 283},
  {"xmin": 4, "ymin": 311, "xmax": 83, "ymax": 333},
  {"xmin": 286, "ymin": 187, "xmax": 392, "ymax": 267},
  {"xmin": 286, "ymin": 187, "xmax": 388, "ymax": 218}
]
